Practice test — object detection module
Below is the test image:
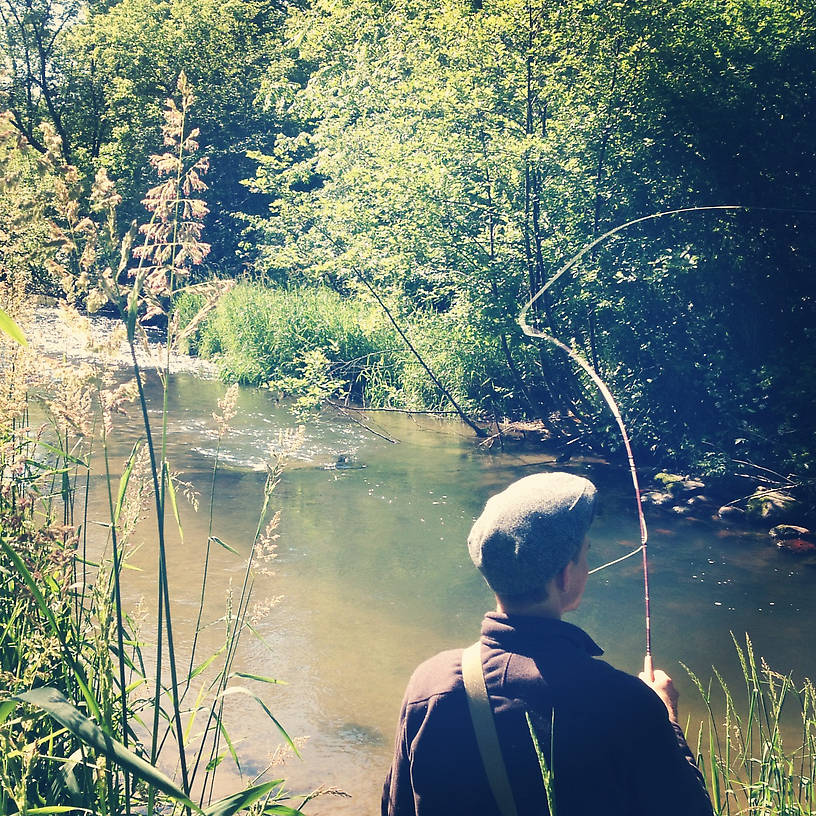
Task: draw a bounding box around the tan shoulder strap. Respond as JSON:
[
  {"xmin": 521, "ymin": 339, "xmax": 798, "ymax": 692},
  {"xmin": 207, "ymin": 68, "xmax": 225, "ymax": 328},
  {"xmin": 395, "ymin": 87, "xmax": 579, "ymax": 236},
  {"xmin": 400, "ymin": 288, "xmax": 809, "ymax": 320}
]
[{"xmin": 461, "ymin": 641, "xmax": 520, "ymax": 816}]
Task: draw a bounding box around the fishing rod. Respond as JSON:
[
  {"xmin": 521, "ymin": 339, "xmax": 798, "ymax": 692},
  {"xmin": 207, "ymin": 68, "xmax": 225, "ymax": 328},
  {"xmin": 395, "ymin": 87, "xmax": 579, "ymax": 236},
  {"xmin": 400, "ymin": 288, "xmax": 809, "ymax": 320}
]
[{"xmin": 517, "ymin": 203, "xmax": 815, "ymax": 680}]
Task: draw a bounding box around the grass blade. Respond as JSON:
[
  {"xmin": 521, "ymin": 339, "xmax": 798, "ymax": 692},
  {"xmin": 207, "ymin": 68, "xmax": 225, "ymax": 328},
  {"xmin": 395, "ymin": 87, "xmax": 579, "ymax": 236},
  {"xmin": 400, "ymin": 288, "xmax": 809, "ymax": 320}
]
[
  {"xmin": 0, "ymin": 537, "xmax": 101, "ymax": 722},
  {"xmin": 15, "ymin": 687, "xmax": 201, "ymax": 813},
  {"xmin": 203, "ymin": 779, "xmax": 285, "ymax": 816},
  {"xmin": 164, "ymin": 461, "xmax": 184, "ymax": 543},
  {"xmin": 115, "ymin": 439, "xmax": 143, "ymax": 524},
  {"xmin": 0, "ymin": 306, "xmax": 28, "ymax": 346},
  {"xmin": 219, "ymin": 687, "xmax": 300, "ymax": 758},
  {"xmin": 233, "ymin": 672, "xmax": 283, "ymax": 686},
  {"xmin": 209, "ymin": 536, "xmax": 239, "ymax": 555}
]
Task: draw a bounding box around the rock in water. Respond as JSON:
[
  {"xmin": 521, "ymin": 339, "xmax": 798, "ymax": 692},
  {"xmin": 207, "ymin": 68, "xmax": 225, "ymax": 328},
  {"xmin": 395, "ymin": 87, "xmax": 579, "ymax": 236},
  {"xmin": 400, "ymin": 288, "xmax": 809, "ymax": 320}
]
[
  {"xmin": 718, "ymin": 505, "xmax": 746, "ymax": 521},
  {"xmin": 746, "ymin": 489, "xmax": 798, "ymax": 523},
  {"xmin": 774, "ymin": 538, "xmax": 816, "ymax": 555},
  {"xmin": 642, "ymin": 491, "xmax": 674, "ymax": 507},
  {"xmin": 686, "ymin": 494, "xmax": 711, "ymax": 507},
  {"xmin": 769, "ymin": 524, "xmax": 814, "ymax": 542}
]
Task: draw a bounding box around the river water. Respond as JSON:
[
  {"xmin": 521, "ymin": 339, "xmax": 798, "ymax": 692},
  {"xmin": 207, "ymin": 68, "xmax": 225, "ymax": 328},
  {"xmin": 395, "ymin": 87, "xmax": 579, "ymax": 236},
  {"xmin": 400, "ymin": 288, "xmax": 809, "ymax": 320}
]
[{"xmin": 26, "ymin": 307, "xmax": 816, "ymax": 814}]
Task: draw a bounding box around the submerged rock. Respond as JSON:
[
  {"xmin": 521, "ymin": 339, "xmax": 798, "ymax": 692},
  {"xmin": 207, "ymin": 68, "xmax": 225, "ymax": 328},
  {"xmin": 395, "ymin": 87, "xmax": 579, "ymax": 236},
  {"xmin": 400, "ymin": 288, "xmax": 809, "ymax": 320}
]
[
  {"xmin": 336, "ymin": 722, "xmax": 385, "ymax": 746},
  {"xmin": 774, "ymin": 538, "xmax": 816, "ymax": 555},
  {"xmin": 686, "ymin": 494, "xmax": 711, "ymax": 507},
  {"xmin": 642, "ymin": 490, "xmax": 674, "ymax": 507}
]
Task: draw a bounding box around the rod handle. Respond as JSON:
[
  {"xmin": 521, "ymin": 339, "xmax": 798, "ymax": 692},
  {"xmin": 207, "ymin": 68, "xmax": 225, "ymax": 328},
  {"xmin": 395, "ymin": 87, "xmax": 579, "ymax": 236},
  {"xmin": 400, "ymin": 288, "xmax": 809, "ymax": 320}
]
[{"xmin": 643, "ymin": 653, "xmax": 654, "ymax": 683}]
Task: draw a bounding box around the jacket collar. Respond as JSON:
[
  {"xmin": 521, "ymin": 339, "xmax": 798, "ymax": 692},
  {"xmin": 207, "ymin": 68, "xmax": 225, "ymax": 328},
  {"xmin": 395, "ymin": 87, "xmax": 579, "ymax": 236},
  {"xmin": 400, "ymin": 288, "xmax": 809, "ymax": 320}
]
[{"xmin": 481, "ymin": 611, "xmax": 604, "ymax": 658}]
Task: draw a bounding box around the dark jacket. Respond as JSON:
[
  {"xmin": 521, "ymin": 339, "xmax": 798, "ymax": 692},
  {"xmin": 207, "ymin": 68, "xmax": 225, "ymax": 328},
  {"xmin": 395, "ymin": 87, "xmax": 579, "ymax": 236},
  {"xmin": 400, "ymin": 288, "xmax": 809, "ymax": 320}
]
[{"xmin": 382, "ymin": 613, "xmax": 713, "ymax": 816}]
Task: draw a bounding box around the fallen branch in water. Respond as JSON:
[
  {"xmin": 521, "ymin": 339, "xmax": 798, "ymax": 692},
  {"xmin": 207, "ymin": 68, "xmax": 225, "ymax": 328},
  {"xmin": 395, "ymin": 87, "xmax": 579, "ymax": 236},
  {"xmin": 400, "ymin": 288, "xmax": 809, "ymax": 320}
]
[
  {"xmin": 327, "ymin": 401, "xmax": 459, "ymax": 416},
  {"xmin": 329, "ymin": 402, "xmax": 399, "ymax": 443}
]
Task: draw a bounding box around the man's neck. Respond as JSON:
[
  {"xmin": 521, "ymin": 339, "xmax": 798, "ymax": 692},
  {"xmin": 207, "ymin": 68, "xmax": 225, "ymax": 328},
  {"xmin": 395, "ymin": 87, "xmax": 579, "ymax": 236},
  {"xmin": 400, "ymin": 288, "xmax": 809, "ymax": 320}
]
[{"xmin": 495, "ymin": 597, "xmax": 562, "ymax": 619}]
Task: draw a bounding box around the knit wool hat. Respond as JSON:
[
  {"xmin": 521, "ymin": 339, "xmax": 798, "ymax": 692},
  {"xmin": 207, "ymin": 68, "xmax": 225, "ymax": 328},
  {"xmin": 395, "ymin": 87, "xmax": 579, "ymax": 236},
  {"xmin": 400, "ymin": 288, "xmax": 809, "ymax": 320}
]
[{"xmin": 467, "ymin": 472, "xmax": 597, "ymax": 597}]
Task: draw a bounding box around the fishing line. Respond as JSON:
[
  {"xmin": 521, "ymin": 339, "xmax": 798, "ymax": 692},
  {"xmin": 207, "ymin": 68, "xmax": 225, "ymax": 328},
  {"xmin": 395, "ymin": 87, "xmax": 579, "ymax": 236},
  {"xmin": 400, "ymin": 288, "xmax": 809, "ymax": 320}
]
[
  {"xmin": 518, "ymin": 203, "xmax": 816, "ymax": 671},
  {"xmin": 588, "ymin": 545, "xmax": 643, "ymax": 575}
]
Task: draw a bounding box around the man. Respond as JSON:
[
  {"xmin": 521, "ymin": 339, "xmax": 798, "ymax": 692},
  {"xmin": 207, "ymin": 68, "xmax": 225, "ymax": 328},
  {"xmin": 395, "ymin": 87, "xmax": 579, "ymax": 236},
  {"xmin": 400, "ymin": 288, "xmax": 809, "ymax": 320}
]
[{"xmin": 382, "ymin": 472, "xmax": 713, "ymax": 816}]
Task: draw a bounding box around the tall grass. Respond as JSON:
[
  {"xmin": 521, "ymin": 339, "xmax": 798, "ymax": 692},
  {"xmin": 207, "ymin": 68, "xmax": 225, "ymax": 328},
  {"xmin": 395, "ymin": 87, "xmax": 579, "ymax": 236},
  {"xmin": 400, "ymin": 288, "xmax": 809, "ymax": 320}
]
[
  {"xmin": 176, "ymin": 283, "xmax": 404, "ymax": 397},
  {"xmin": 176, "ymin": 284, "xmax": 541, "ymax": 417},
  {"xmin": 0, "ymin": 74, "xmax": 313, "ymax": 815},
  {"xmin": 686, "ymin": 636, "xmax": 816, "ymax": 816}
]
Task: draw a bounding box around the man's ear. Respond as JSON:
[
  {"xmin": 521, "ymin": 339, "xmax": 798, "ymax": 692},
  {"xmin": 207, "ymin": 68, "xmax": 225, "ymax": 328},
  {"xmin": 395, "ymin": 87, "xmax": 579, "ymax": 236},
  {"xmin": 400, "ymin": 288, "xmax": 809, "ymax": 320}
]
[{"xmin": 553, "ymin": 563, "xmax": 570, "ymax": 593}]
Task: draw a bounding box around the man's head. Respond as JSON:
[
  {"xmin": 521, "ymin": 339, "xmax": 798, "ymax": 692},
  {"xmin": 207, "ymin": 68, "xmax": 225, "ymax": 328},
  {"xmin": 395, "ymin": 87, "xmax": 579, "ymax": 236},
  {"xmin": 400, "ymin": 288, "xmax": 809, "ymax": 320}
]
[{"xmin": 467, "ymin": 472, "xmax": 597, "ymax": 606}]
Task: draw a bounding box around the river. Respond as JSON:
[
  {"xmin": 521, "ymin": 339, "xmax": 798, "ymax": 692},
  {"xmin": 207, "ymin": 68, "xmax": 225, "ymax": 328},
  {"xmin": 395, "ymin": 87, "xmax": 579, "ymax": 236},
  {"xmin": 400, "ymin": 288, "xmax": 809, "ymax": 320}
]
[{"xmin": 26, "ymin": 306, "xmax": 816, "ymax": 814}]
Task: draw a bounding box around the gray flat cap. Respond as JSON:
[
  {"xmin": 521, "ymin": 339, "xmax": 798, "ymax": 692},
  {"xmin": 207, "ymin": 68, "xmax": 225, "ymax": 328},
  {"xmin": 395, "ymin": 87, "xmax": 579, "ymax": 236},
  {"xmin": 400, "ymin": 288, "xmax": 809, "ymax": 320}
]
[{"xmin": 467, "ymin": 472, "xmax": 597, "ymax": 596}]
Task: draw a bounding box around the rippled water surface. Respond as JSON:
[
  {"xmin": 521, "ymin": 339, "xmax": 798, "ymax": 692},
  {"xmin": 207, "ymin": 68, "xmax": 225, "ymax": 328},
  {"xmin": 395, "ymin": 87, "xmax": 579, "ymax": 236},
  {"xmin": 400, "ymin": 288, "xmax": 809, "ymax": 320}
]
[{"xmin": 27, "ymin": 308, "xmax": 816, "ymax": 814}]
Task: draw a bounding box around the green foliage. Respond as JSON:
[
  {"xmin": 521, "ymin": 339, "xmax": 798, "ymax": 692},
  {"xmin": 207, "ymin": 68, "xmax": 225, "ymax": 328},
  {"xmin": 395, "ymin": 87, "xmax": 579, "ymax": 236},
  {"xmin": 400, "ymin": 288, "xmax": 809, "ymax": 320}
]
[
  {"xmin": 269, "ymin": 348, "xmax": 349, "ymax": 414},
  {"xmin": 241, "ymin": 0, "xmax": 816, "ymax": 475},
  {"xmin": 1, "ymin": 0, "xmax": 814, "ymax": 476},
  {"xmin": 399, "ymin": 304, "xmax": 538, "ymax": 414},
  {"xmin": 177, "ymin": 283, "xmax": 404, "ymax": 393}
]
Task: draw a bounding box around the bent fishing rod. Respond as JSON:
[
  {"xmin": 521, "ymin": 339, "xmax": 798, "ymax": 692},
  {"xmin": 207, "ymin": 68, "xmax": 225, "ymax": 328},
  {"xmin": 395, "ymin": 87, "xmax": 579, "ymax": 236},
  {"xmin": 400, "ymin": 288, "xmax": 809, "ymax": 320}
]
[{"xmin": 518, "ymin": 203, "xmax": 816, "ymax": 681}]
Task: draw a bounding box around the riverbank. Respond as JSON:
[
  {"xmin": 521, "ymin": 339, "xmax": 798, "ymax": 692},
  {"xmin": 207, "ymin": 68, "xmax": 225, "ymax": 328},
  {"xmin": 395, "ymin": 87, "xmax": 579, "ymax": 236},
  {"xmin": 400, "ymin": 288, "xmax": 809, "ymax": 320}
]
[{"xmin": 174, "ymin": 282, "xmax": 815, "ymax": 534}]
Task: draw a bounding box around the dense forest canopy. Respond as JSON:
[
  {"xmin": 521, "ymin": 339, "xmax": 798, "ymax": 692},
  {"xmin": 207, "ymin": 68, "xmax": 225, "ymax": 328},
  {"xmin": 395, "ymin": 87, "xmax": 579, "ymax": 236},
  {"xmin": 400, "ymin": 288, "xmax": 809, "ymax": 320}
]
[{"xmin": 1, "ymin": 0, "xmax": 815, "ymax": 489}]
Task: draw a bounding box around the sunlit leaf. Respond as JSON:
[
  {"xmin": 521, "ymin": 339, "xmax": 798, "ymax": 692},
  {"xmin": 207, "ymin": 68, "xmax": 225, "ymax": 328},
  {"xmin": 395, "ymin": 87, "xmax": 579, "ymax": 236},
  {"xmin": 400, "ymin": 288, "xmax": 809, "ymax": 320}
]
[
  {"xmin": 0, "ymin": 307, "xmax": 27, "ymax": 346},
  {"xmin": 0, "ymin": 699, "xmax": 18, "ymax": 724},
  {"xmin": 203, "ymin": 778, "xmax": 285, "ymax": 816}
]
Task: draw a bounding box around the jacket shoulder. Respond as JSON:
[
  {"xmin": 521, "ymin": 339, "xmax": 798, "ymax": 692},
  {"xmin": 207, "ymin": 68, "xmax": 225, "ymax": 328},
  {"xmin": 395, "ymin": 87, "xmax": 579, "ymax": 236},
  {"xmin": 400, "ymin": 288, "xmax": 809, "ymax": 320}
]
[{"xmin": 402, "ymin": 647, "xmax": 464, "ymax": 707}]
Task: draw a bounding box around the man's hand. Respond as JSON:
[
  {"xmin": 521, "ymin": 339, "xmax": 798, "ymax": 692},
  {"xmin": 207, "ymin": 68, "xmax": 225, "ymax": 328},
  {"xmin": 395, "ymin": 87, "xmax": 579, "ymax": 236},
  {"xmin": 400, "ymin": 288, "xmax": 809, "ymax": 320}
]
[{"xmin": 639, "ymin": 667, "xmax": 680, "ymax": 724}]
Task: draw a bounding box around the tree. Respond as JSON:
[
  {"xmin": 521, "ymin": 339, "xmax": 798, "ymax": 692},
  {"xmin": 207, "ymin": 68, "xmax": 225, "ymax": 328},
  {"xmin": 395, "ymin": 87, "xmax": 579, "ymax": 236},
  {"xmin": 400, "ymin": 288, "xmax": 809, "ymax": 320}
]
[
  {"xmin": 247, "ymin": 0, "xmax": 816, "ymax": 471},
  {"xmin": 0, "ymin": 0, "xmax": 80, "ymax": 159}
]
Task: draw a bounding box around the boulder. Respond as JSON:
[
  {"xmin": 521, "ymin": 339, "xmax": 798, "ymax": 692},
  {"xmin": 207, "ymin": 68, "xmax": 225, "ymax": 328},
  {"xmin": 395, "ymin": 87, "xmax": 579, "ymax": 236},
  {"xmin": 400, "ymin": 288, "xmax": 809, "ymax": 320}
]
[
  {"xmin": 653, "ymin": 472, "xmax": 685, "ymax": 495},
  {"xmin": 717, "ymin": 505, "xmax": 746, "ymax": 521},
  {"xmin": 671, "ymin": 505, "xmax": 692, "ymax": 516},
  {"xmin": 769, "ymin": 524, "xmax": 814, "ymax": 542},
  {"xmin": 745, "ymin": 489, "xmax": 798, "ymax": 523}
]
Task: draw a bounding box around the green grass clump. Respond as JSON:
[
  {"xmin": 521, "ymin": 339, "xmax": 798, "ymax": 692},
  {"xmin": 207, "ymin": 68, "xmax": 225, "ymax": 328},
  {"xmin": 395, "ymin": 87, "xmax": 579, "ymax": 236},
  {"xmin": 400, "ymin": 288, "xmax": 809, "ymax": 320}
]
[
  {"xmin": 176, "ymin": 283, "xmax": 405, "ymax": 397},
  {"xmin": 686, "ymin": 636, "xmax": 816, "ymax": 815},
  {"xmin": 177, "ymin": 284, "xmax": 542, "ymax": 417}
]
